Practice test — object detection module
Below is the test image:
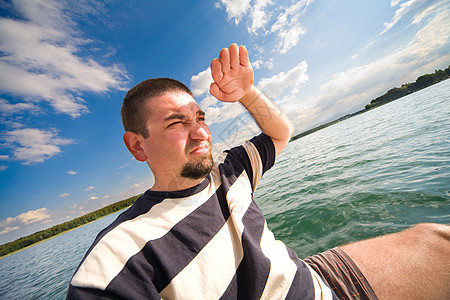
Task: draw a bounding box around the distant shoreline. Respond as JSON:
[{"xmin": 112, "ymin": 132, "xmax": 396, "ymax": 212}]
[
  {"xmin": 0, "ymin": 196, "xmax": 139, "ymax": 259},
  {"xmin": 1, "ymin": 66, "xmax": 449, "ymax": 258},
  {"xmin": 290, "ymin": 66, "xmax": 449, "ymax": 142},
  {"xmin": 0, "ymin": 219, "xmax": 94, "ymax": 259},
  {"xmin": 0, "ymin": 209, "xmax": 132, "ymax": 259}
]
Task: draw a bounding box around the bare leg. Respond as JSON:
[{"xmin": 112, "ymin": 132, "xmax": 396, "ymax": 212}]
[{"xmin": 340, "ymin": 223, "xmax": 450, "ymax": 300}]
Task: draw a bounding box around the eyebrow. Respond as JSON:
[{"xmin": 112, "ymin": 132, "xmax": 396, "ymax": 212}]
[{"xmin": 164, "ymin": 110, "xmax": 205, "ymax": 122}]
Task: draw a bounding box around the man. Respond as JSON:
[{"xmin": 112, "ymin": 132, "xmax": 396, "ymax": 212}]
[{"xmin": 67, "ymin": 44, "xmax": 449, "ymax": 299}]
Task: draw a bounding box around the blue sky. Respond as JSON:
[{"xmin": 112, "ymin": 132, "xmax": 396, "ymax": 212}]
[{"xmin": 0, "ymin": 0, "xmax": 449, "ymax": 245}]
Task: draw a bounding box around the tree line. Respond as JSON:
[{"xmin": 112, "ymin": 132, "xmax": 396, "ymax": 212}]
[
  {"xmin": 365, "ymin": 66, "xmax": 450, "ymax": 109},
  {"xmin": 0, "ymin": 194, "xmax": 141, "ymax": 258}
]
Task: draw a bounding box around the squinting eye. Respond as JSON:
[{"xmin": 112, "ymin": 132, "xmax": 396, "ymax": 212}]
[{"xmin": 168, "ymin": 121, "xmax": 182, "ymax": 127}]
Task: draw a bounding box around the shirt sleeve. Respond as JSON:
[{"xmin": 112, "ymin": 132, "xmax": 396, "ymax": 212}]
[
  {"xmin": 223, "ymin": 133, "xmax": 276, "ymax": 192},
  {"xmin": 248, "ymin": 133, "xmax": 276, "ymax": 175}
]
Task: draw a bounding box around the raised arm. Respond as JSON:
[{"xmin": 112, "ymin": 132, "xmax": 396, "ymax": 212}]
[{"xmin": 210, "ymin": 43, "xmax": 293, "ymax": 157}]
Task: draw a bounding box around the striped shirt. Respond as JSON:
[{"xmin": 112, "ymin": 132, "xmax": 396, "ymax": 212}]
[{"xmin": 67, "ymin": 134, "xmax": 335, "ymax": 299}]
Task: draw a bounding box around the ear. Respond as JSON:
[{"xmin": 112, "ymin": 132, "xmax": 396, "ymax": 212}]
[{"xmin": 123, "ymin": 132, "xmax": 148, "ymax": 162}]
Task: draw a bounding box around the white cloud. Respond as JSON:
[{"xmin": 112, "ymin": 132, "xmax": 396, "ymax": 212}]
[
  {"xmin": 0, "ymin": 226, "xmax": 20, "ymax": 235},
  {"xmin": 411, "ymin": 1, "xmax": 442, "ymax": 25},
  {"xmin": 89, "ymin": 196, "xmax": 99, "ymax": 200},
  {"xmin": 119, "ymin": 162, "xmax": 129, "ymax": 169},
  {"xmin": 252, "ymin": 58, "xmax": 274, "ymax": 70},
  {"xmin": 276, "ymin": 26, "xmax": 306, "ymax": 54},
  {"xmin": 248, "ymin": 0, "xmax": 272, "ymax": 34},
  {"xmin": 0, "ymin": 155, "xmax": 9, "ymax": 160},
  {"xmin": 2, "ymin": 128, "xmax": 75, "ymax": 164},
  {"xmin": 17, "ymin": 207, "xmax": 51, "ymax": 224},
  {"xmin": 67, "ymin": 170, "xmax": 77, "ymax": 175},
  {"xmin": 216, "ymin": 0, "xmax": 312, "ymax": 54},
  {"xmin": 199, "ymin": 95, "xmax": 240, "ymax": 126},
  {"xmin": 190, "ymin": 67, "xmax": 213, "ymax": 97},
  {"xmin": 380, "ymin": 0, "xmax": 416, "ymax": 36},
  {"xmin": 199, "ymin": 96, "xmax": 219, "ymax": 111},
  {"xmin": 0, "ymin": 98, "xmax": 39, "ymax": 115},
  {"xmin": 0, "ymin": 0, "xmax": 128, "ymax": 118},
  {"xmin": 270, "ymin": 1, "xmax": 312, "ymax": 53},
  {"xmin": 0, "ymin": 165, "xmax": 8, "ymax": 171},
  {"xmin": 379, "ymin": 0, "xmax": 440, "ymax": 37},
  {"xmin": 257, "ymin": 60, "xmax": 309, "ymax": 98},
  {"xmin": 213, "ymin": 119, "xmax": 260, "ymax": 156},
  {"xmin": 203, "ymin": 100, "xmax": 247, "ymax": 125},
  {"xmin": 85, "ymin": 186, "xmax": 95, "ymax": 191},
  {"xmin": 60, "ymin": 193, "xmax": 70, "ymax": 198},
  {"xmin": 3, "ymin": 207, "xmax": 51, "ymax": 226},
  {"xmin": 218, "ymin": 0, "xmax": 251, "ymax": 24}
]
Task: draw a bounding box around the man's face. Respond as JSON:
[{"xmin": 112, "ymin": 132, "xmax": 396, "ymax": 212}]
[{"xmin": 140, "ymin": 91, "xmax": 213, "ymax": 187}]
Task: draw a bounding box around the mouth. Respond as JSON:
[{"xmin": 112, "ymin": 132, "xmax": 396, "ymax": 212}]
[{"xmin": 189, "ymin": 143, "xmax": 210, "ymax": 155}]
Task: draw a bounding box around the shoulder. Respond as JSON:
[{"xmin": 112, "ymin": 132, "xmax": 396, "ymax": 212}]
[
  {"xmin": 221, "ymin": 133, "xmax": 274, "ymax": 163},
  {"xmin": 213, "ymin": 133, "xmax": 275, "ymax": 191}
]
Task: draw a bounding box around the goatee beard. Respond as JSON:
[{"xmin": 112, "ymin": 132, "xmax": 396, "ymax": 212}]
[{"xmin": 180, "ymin": 154, "xmax": 213, "ymax": 179}]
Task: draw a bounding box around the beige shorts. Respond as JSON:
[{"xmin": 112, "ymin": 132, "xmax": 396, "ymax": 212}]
[{"xmin": 304, "ymin": 247, "xmax": 378, "ymax": 299}]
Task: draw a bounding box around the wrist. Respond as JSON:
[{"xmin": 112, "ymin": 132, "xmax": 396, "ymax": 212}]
[{"xmin": 238, "ymin": 85, "xmax": 258, "ymax": 107}]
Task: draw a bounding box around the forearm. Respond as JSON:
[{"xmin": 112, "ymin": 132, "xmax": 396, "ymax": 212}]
[{"xmin": 239, "ymin": 86, "xmax": 293, "ymax": 156}]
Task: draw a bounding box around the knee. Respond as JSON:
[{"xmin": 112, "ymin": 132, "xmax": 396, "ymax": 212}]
[
  {"xmin": 407, "ymin": 223, "xmax": 450, "ymax": 247},
  {"xmin": 409, "ymin": 223, "xmax": 450, "ymax": 238}
]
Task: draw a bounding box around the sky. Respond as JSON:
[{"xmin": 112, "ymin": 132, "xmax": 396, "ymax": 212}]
[{"xmin": 0, "ymin": 0, "xmax": 449, "ymax": 245}]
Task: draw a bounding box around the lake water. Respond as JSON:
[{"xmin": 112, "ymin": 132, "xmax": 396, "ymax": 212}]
[{"xmin": 1, "ymin": 80, "xmax": 449, "ymax": 299}]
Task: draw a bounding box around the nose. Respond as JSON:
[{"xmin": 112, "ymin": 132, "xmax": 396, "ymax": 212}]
[{"xmin": 189, "ymin": 123, "xmax": 209, "ymax": 141}]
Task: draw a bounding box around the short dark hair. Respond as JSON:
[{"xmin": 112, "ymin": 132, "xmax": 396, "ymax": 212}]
[{"xmin": 121, "ymin": 78, "xmax": 193, "ymax": 138}]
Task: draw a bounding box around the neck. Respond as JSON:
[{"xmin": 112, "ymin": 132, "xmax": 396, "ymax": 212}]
[{"xmin": 150, "ymin": 176, "xmax": 206, "ymax": 192}]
